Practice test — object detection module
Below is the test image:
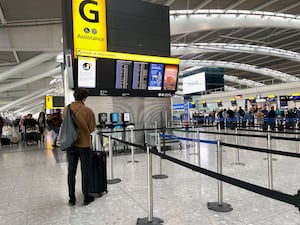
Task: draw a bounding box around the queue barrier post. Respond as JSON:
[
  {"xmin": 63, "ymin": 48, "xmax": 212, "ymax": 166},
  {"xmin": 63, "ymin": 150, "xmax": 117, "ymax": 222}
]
[
  {"xmin": 207, "ymin": 139, "xmax": 233, "ymax": 212},
  {"xmin": 196, "ymin": 128, "xmax": 201, "ymax": 166},
  {"xmin": 189, "ymin": 126, "xmax": 197, "ymax": 155},
  {"xmin": 296, "ymin": 123, "xmax": 300, "ymax": 153},
  {"xmin": 136, "ymin": 146, "xmax": 163, "ymax": 225},
  {"xmin": 153, "ymin": 132, "xmax": 168, "ymax": 179},
  {"xmin": 231, "ymin": 127, "xmax": 245, "ymax": 166},
  {"xmin": 263, "ymin": 125, "xmax": 277, "ymax": 161},
  {"xmin": 107, "ymin": 135, "xmax": 121, "ymax": 184},
  {"xmin": 127, "ymin": 128, "xmax": 139, "ymax": 164},
  {"xmin": 267, "ymin": 127, "xmax": 274, "ymax": 189}
]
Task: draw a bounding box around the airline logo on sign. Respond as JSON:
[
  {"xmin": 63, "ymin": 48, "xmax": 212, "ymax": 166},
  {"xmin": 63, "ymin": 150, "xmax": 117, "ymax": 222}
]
[{"xmin": 72, "ymin": 0, "xmax": 107, "ymax": 56}]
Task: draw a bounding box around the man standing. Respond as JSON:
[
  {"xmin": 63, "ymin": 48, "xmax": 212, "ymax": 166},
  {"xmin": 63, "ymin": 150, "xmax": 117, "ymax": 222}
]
[{"xmin": 62, "ymin": 89, "xmax": 96, "ymax": 206}]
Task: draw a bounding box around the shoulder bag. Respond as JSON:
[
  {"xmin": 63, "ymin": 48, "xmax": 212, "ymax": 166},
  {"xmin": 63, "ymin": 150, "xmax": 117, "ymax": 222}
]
[{"xmin": 60, "ymin": 105, "xmax": 80, "ymax": 151}]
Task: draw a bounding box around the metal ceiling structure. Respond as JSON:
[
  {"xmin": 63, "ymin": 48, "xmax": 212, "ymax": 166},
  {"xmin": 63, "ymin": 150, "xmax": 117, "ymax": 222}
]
[{"xmin": 1, "ymin": 0, "xmax": 300, "ymax": 115}]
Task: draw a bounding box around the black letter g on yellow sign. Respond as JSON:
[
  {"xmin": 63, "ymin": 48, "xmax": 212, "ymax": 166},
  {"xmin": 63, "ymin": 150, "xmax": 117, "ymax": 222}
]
[{"xmin": 79, "ymin": 0, "xmax": 99, "ymax": 23}]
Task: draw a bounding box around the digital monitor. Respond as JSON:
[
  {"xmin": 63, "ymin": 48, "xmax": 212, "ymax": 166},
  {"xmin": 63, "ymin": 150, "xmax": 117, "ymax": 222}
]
[
  {"xmin": 147, "ymin": 63, "xmax": 164, "ymax": 90},
  {"xmin": 132, "ymin": 62, "xmax": 149, "ymax": 89},
  {"xmin": 249, "ymin": 99, "xmax": 256, "ymax": 105},
  {"xmin": 217, "ymin": 101, "xmax": 222, "ymax": 107},
  {"xmin": 98, "ymin": 113, "xmax": 108, "ymax": 123},
  {"xmin": 123, "ymin": 112, "xmax": 130, "ymax": 122},
  {"xmin": 53, "ymin": 96, "xmax": 65, "ymax": 107},
  {"xmin": 78, "ymin": 57, "xmax": 96, "ymax": 88},
  {"xmin": 163, "ymin": 65, "xmax": 178, "ymax": 91},
  {"xmin": 202, "ymin": 102, "xmax": 207, "ymax": 108},
  {"xmin": 182, "ymin": 72, "xmax": 206, "ymax": 95},
  {"xmin": 231, "ymin": 100, "xmax": 237, "ymax": 106},
  {"xmin": 292, "ymin": 95, "xmax": 300, "ymax": 101},
  {"xmin": 115, "ymin": 60, "xmax": 132, "ymax": 89},
  {"xmin": 267, "ymin": 96, "xmax": 277, "ymax": 102},
  {"xmin": 111, "ymin": 112, "xmax": 119, "ymax": 123}
]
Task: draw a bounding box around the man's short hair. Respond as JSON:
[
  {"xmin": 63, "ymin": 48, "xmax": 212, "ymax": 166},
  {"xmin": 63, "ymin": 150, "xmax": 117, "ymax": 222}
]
[{"xmin": 74, "ymin": 88, "xmax": 89, "ymax": 101}]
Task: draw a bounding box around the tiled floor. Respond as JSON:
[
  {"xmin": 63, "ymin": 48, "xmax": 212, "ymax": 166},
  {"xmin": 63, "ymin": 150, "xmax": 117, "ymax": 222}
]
[{"xmin": 1, "ymin": 127, "xmax": 300, "ymax": 225}]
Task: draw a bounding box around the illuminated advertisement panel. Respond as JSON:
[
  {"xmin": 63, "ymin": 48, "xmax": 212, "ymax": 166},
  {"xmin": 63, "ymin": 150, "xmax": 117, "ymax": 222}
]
[
  {"xmin": 147, "ymin": 63, "xmax": 164, "ymax": 90},
  {"xmin": 163, "ymin": 65, "xmax": 178, "ymax": 91}
]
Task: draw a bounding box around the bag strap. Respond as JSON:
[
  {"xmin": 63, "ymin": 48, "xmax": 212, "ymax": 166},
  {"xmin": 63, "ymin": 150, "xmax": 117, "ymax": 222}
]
[{"xmin": 68, "ymin": 104, "xmax": 82, "ymax": 116}]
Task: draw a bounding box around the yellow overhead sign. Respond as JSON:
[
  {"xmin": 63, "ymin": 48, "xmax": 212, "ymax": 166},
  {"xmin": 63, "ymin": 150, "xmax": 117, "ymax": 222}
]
[
  {"xmin": 76, "ymin": 49, "xmax": 180, "ymax": 65},
  {"xmin": 73, "ymin": 0, "xmax": 107, "ymax": 56},
  {"xmin": 45, "ymin": 96, "xmax": 53, "ymax": 109}
]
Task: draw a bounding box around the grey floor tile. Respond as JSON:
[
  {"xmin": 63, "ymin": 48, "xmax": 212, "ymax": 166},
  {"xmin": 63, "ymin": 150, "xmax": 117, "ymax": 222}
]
[{"xmin": 1, "ymin": 130, "xmax": 300, "ymax": 224}]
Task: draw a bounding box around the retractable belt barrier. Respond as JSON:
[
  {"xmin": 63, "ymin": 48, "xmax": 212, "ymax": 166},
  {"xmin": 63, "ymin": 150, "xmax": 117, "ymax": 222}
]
[
  {"xmin": 160, "ymin": 133, "xmax": 217, "ymax": 144},
  {"xmin": 150, "ymin": 147, "xmax": 300, "ymax": 210},
  {"xmin": 171, "ymin": 128, "xmax": 267, "ymax": 139},
  {"xmin": 100, "ymin": 133, "xmax": 146, "ymax": 150},
  {"xmin": 99, "ymin": 129, "xmax": 300, "ymax": 215},
  {"xmin": 221, "ymin": 142, "xmax": 300, "ymax": 158}
]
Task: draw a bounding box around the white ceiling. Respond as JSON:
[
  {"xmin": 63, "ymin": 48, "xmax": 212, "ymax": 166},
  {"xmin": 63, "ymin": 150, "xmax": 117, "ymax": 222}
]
[{"xmin": 1, "ymin": 0, "xmax": 300, "ymax": 115}]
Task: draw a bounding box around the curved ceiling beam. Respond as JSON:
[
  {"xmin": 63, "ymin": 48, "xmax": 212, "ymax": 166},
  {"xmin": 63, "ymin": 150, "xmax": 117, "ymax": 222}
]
[
  {"xmin": 180, "ymin": 66, "xmax": 265, "ymax": 87},
  {"xmin": 0, "ymin": 67, "xmax": 61, "ymax": 94},
  {"xmin": 171, "ymin": 43, "xmax": 300, "ymax": 62},
  {"xmin": 170, "ymin": 10, "xmax": 300, "ymax": 35},
  {"xmin": 0, "ymin": 52, "xmax": 60, "ymax": 83},
  {"xmin": 0, "ymin": 88, "xmax": 49, "ymax": 112},
  {"xmin": 180, "ymin": 60, "xmax": 300, "ymax": 82},
  {"xmin": 224, "ymin": 74, "xmax": 265, "ymax": 87}
]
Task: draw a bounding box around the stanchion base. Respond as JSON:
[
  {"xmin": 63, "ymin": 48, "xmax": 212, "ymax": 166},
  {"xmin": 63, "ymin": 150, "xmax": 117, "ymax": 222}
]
[
  {"xmin": 152, "ymin": 174, "xmax": 168, "ymax": 179},
  {"xmin": 136, "ymin": 217, "xmax": 164, "ymax": 225},
  {"xmin": 107, "ymin": 178, "xmax": 121, "ymax": 184},
  {"xmin": 127, "ymin": 160, "xmax": 139, "ymax": 164},
  {"xmin": 263, "ymin": 158, "xmax": 277, "ymax": 161},
  {"xmin": 207, "ymin": 202, "xmax": 233, "ymax": 212},
  {"xmin": 231, "ymin": 162, "xmax": 245, "ymax": 166}
]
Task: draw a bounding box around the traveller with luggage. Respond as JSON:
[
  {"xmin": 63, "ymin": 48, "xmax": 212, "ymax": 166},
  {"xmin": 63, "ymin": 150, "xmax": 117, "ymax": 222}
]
[
  {"xmin": 47, "ymin": 109, "xmax": 62, "ymax": 147},
  {"xmin": 62, "ymin": 88, "xmax": 96, "ymax": 206}
]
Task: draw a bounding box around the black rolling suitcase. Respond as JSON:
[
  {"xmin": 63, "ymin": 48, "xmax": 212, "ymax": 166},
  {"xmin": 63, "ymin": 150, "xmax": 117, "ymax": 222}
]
[
  {"xmin": 278, "ymin": 124, "xmax": 284, "ymax": 131},
  {"xmin": 1, "ymin": 137, "xmax": 11, "ymax": 146},
  {"xmin": 89, "ymin": 151, "xmax": 107, "ymax": 196},
  {"xmin": 262, "ymin": 123, "xmax": 268, "ymax": 131}
]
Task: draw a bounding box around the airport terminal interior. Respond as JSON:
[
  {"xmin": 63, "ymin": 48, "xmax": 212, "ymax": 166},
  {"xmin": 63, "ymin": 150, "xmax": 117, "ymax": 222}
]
[{"xmin": 1, "ymin": 0, "xmax": 300, "ymax": 224}]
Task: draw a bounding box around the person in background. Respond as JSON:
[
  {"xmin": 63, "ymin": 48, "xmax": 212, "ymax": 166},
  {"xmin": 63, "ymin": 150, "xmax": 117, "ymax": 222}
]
[
  {"xmin": 38, "ymin": 111, "xmax": 46, "ymax": 142},
  {"xmin": 0, "ymin": 115, "xmax": 3, "ymax": 137},
  {"xmin": 62, "ymin": 88, "xmax": 96, "ymax": 206},
  {"xmin": 267, "ymin": 106, "xmax": 276, "ymax": 130},
  {"xmin": 256, "ymin": 108, "xmax": 264, "ymax": 127},
  {"xmin": 47, "ymin": 109, "xmax": 62, "ymax": 147}
]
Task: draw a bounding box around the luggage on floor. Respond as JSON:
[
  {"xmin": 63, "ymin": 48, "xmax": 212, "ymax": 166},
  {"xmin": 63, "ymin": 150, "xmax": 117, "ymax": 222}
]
[
  {"xmin": 1, "ymin": 137, "xmax": 11, "ymax": 145},
  {"xmin": 219, "ymin": 121, "xmax": 225, "ymax": 129},
  {"xmin": 89, "ymin": 151, "xmax": 107, "ymax": 196},
  {"xmin": 262, "ymin": 124, "xmax": 268, "ymax": 131},
  {"xmin": 278, "ymin": 125, "xmax": 284, "ymax": 131},
  {"xmin": 230, "ymin": 122, "xmax": 236, "ymax": 129},
  {"xmin": 10, "ymin": 136, "xmax": 19, "ymax": 144},
  {"xmin": 25, "ymin": 132, "xmax": 41, "ymax": 144}
]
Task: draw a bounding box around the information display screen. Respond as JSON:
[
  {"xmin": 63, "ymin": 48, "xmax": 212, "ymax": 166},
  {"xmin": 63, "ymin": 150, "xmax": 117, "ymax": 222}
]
[
  {"xmin": 183, "ymin": 72, "xmax": 206, "ymax": 95},
  {"xmin": 147, "ymin": 63, "xmax": 164, "ymax": 90},
  {"xmin": 78, "ymin": 57, "xmax": 96, "ymax": 88},
  {"xmin": 217, "ymin": 101, "xmax": 222, "ymax": 107},
  {"xmin": 163, "ymin": 65, "xmax": 178, "ymax": 91},
  {"xmin": 132, "ymin": 62, "xmax": 149, "ymax": 89},
  {"xmin": 231, "ymin": 100, "xmax": 237, "ymax": 106},
  {"xmin": 115, "ymin": 60, "xmax": 132, "ymax": 89},
  {"xmin": 73, "ymin": 58, "xmax": 177, "ymax": 97}
]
